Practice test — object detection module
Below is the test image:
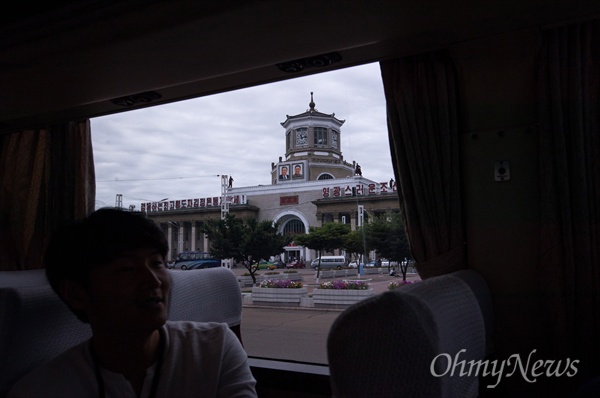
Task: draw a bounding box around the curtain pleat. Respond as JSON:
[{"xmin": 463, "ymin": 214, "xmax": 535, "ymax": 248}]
[
  {"xmin": 0, "ymin": 120, "xmax": 95, "ymax": 270},
  {"xmin": 380, "ymin": 51, "xmax": 465, "ymax": 279},
  {"xmin": 538, "ymin": 20, "xmax": 600, "ymax": 381}
]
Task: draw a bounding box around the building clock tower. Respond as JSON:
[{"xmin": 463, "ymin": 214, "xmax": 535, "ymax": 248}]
[{"xmin": 273, "ymin": 93, "xmax": 356, "ymax": 184}]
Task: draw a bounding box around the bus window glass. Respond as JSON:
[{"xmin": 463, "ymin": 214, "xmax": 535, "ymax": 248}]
[{"xmin": 92, "ymin": 62, "xmax": 391, "ymax": 365}]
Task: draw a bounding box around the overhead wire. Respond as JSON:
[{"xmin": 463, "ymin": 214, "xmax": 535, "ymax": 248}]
[{"xmin": 96, "ymin": 175, "xmax": 220, "ymax": 183}]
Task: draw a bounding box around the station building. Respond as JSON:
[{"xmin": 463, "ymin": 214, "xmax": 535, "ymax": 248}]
[{"xmin": 144, "ymin": 95, "xmax": 400, "ymax": 262}]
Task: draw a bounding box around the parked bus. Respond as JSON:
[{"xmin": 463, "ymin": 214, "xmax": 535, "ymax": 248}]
[{"xmin": 173, "ymin": 251, "xmax": 221, "ymax": 270}]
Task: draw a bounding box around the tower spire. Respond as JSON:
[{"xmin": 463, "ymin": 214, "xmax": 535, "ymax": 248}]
[{"xmin": 309, "ymin": 92, "xmax": 315, "ymax": 111}]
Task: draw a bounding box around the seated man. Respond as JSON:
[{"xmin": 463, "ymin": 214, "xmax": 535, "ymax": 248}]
[{"xmin": 8, "ymin": 208, "xmax": 257, "ymax": 398}]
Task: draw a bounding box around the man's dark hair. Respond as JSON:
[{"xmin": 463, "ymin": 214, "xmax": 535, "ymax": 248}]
[{"xmin": 45, "ymin": 208, "xmax": 168, "ymax": 322}]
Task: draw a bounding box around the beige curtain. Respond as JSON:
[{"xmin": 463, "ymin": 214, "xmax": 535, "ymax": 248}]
[
  {"xmin": 380, "ymin": 51, "xmax": 465, "ymax": 279},
  {"xmin": 0, "ymin": 120, "xmax": 95, "ymax": 271},
  {"xmin": 538, "ymin": 20, "xmax": 600, "ymax": 383}
]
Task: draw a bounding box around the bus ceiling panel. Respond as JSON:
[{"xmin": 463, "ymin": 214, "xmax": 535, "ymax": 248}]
[{"xmin": 1, "ymin": 0, "xmax": 599, "ymax": 134}]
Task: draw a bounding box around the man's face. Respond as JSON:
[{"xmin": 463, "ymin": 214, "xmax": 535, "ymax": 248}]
[
  {"xmin": 282, "ymin": 167, "xmax": 288, "ymax": 176},
  {"xmin": 294, "ymin": 166, "xmax": 301, "ymax": 175},
  {"xmin": 81, "ymin": 247, "xmax": 171, "ymax": 337}
]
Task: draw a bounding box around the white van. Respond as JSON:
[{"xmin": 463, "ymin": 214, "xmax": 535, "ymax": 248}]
[{"xmin": 311, "ymin": 256, "xmax": 347, "ymax": 269}]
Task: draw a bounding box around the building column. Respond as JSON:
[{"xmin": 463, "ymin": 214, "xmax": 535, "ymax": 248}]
[
  {"xmin": 304, "ymin": 247, "xmax": 312, "ymax": 263},
  {"xmin": 350, "ymin": 212, "xmax": 357, "ymax": 231},
  {"xmin": 191, "ymin": 222, "xmax": 197, "ymax": 251},
  {"xmin": 203, "ymin": 233, "xmax": 209, "ymax": 253},
  {"xmin": 178, "ymin": 225, "xmax": 184, "ymax": 254},
  {"xmin": 167, "ymin": 223, "xmax": 174, "ymax": 261}
]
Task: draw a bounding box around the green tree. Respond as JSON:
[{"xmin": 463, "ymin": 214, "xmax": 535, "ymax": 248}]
[
  {"xmin": 365, "ymin": 211, "xmax": 411, "ymax": 280},
  {"xmin": 201, "ymin": 213, "xmax": 246, "ymax": 262},
  {"xmin": 295, "ymin": 222, "xmax": 350, "ymax": 280},
  {"xmin": 202, "ymin": 214, "xmax": 291, "ymax": 284},
  {"xmin": 342, "ymin": 227, "xmax": 370, "ymax": 265},
  {"xmin": 243, "ymin": 218, "xmax": 292, "ymax": 279}
]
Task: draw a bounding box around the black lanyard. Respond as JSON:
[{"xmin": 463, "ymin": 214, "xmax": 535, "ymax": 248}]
[{"xmin": 90, "ymin": 328, "xmax": 166, "ymax": 398}]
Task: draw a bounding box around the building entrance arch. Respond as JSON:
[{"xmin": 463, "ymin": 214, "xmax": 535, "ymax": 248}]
[{"xmin": 274, "ymin": 210, "xmax": 311, "ymax": 263}]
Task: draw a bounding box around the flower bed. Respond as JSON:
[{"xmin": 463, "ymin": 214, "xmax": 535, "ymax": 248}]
[
  {"xmin": 278, "ymin": 271, "xmax": 303, "ymax": 281},
  {"xmin": 335, "ymin": 268, "xmax": 358, "ymax": 278},
  {"xmin": 258, "ymin": 279, "xmax": 304, "ymax": 288},
  {"xmin": 318, "ymin": 280, "xmax": 370, "ymax": 290},
  {"xmin": 316, "ymin": 270, "xmax": 335, "ymax": 279},
  {"xmin": 252, "ymin": 270, "xmax": 304, "ymax": 281},
  {"xmin": 362, "ymin": 267, "xmax": 382, "ymax": 275},
  {"xmin": 388, "ymin": 280, "xmax": 418, "ymax": 290},
  {"xmin": 251, "ymin": 279, "xmax": 308, "ymax": 306},
  {"xmin": 345, "ymin": 268, "xmax": 359, "ymax": 276},
  {"xmin": 238, "ymin": 273, "xmax": 264, "ymax": 287},
  {"xmin": 315, "ymin": 269, "xmax": 358, "ymax": 279},
  {"xmin": 312, "ymin": 279, "xmax": 374, "ymax": 308}
]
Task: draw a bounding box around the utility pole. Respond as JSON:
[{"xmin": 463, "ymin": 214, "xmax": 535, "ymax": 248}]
[
  {"xmin": 358, "ymin": 205, "xmax": 366, "ymax": 277},
  {"xmin": 341, "ymin": 215, "xmax": 347, "ymax": 258},
  {"xmin": 221, "ymin": 174, "xmax": 229, "ymax": 220},
  {"xmin": 220, "ymin": 174, "xmax": 232, "ymax": 268}
]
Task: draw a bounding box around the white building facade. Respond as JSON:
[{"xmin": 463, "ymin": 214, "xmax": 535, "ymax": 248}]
[{"xmin": 144, "ymin": 94, "xmax": 398, "ymax": 262}]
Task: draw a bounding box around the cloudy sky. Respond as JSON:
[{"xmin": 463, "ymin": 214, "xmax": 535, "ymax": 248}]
[{"xmin": 92, "ymin": 62, "xmax": 394, "ymax": 210}]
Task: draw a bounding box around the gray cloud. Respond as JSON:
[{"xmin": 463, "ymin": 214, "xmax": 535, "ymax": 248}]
[{"xmin": 93, "ymin": 62, "xmax": 394, "ymax": 210}]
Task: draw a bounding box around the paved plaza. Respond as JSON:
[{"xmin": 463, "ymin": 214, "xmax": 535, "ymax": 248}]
[{"xmin": 235, "ymin": 266, "xmax": 420, "ymax": 365}]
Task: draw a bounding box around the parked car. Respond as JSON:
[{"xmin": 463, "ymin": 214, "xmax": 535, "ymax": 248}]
[
  {"xmin": 311, "ymin": 256, "xmax": 347, "ymax": 269},
  {"xmin": 285, "ymin": 260, "xmax": 305, "ymax": 269},
  {"xmin": 348, "ymin": 261, "xmax": 365, "ymax": 268},
  {"xmin": 256, "ymin": 261, "xmax": 276, "ymax": 270},
  {"xmin": 380, "ymin": 260, "xmax": 398, "ymax": 268}
]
